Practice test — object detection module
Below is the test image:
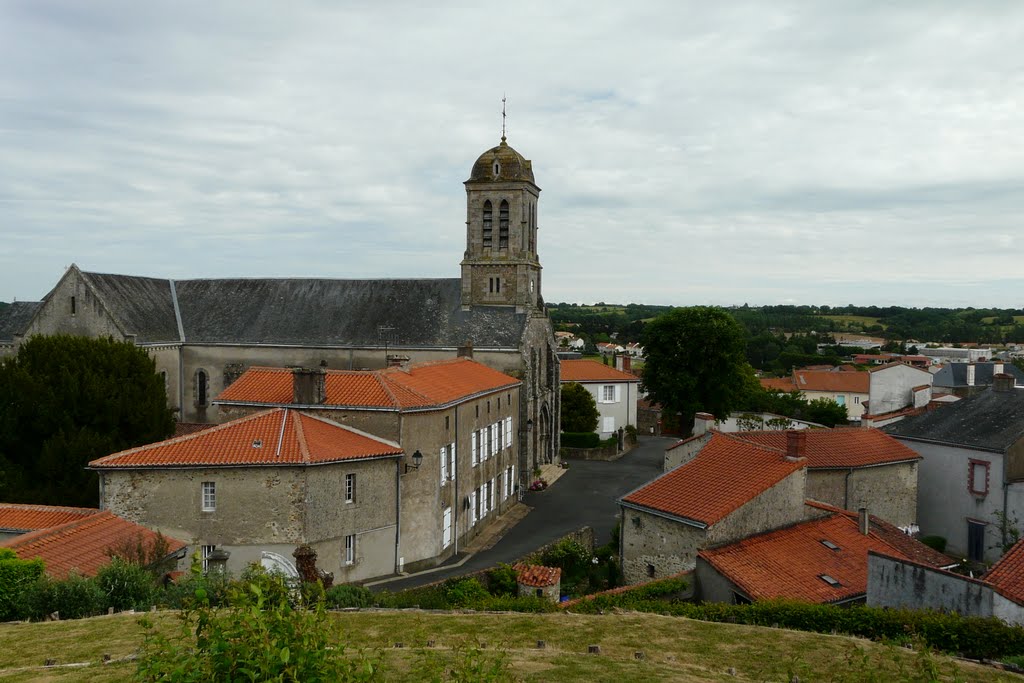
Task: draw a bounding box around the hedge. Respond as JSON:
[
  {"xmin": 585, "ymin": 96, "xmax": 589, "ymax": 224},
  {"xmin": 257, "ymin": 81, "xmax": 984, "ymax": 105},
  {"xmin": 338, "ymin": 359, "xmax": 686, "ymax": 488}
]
[
  {"xmin": 0, "ymin": 549, "xmax": 45, "ymax": 621},
  {"xmin": 560, "ymin": 432, "xmax": 600, "ymax": 448}
]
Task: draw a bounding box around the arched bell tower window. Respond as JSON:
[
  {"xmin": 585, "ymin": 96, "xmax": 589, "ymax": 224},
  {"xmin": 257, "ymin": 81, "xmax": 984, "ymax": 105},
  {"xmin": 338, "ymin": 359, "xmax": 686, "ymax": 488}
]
[
  {"xmin": 498, "ymin": 200, "xmax": 509, "ymax": 250},
  {"xmin": 197, "ymin": 369, "xmax": 208, "ymax": 407},
  {"xmin": 482, "ymin": 200, "xmax": 493, "ymax": 249}
]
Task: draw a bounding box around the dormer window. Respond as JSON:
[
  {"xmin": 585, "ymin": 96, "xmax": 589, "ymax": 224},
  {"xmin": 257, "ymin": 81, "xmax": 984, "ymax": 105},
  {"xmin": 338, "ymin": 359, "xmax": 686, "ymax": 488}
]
[
  {"xmin": 482, "ymin": 200, "xmax": 493, "ymax": 249},
  {"xmin": 499, "ymin": 200, "xmax": 509, "ymax": 249}
]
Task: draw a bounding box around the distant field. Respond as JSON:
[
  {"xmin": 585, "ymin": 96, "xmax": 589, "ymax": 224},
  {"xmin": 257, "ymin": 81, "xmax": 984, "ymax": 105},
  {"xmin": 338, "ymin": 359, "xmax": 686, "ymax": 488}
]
[
  {"xmin": 981, "ymin": 315, "xmax": 1024, "ymax": 325},
  {"xmin": 819, "ymin": 314, "xmax": 887, "ymax": 330},
  {"xmin": 0, "ymin": 609, "xmax": 1014, "ymax": 682}
]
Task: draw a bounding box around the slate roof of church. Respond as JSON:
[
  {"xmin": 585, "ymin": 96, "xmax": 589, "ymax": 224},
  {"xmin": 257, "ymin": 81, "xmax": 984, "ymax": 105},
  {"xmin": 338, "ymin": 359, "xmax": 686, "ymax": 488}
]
[
  {"xmin": 932, "ymin": 362, "xmax": 1024, "ymax": 388},
  {"xmin": 883, "ymin": 386, "xmax": 1024, "ymax": 453},
  {"xmin": 1, "ymin": 511, "xmax": 187, "ymax": 578},
  {"xmin": 0, "ymin": 302, "xmax": 42, "ymax": 342},
  {"xmin": 0, "ymin": 270, "xmax": 528, "ymax": 348}
]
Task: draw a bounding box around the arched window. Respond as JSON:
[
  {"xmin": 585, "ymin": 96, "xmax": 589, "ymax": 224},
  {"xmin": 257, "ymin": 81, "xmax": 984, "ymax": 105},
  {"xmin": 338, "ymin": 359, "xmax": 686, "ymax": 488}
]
[
  {"xmin": 197, "ymin": 369, "xmax": 208, "ymax": 407},
  {"xmin": 482, "ymin": 200, "xmax": 493, "ymax": 249},
  {"xmin": 499, "ymin": 200, "xmax": 509, "ymax": 250}
]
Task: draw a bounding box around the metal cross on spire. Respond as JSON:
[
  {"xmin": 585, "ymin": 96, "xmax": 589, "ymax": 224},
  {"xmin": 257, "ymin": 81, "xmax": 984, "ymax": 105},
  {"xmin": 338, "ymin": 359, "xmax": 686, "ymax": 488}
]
[{"xmin": 501, "ymin": 94, "xmax": 507, "ymax": 142}]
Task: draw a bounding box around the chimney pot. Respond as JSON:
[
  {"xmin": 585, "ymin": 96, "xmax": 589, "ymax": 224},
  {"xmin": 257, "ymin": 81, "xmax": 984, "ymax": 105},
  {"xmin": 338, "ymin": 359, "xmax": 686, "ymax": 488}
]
[
  {"xmin": 858, "ymin": 507, "xmax": 870, "ymax": 535},
  {"xmin": 785, "ymin": 430, "xmax": 807, "ymax": 460}
]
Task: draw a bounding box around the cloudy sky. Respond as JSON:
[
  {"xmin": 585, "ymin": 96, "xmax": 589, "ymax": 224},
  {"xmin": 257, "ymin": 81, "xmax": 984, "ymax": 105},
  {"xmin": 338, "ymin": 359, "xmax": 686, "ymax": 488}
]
[{"xmin": 1, "ymin": 2, "xmax": 1022, "ymax": 307}]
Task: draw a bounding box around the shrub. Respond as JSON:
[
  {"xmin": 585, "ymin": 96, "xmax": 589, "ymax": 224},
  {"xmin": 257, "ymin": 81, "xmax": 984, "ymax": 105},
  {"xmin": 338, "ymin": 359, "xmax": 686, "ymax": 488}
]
[
  {"xmin": 445, "ymin": 578, "xmax": 490, "ymax": 607},
  {"xmin": 560, "ymin": 432, "xmax": 601, "ymax": 448},
  {"xmin": 95, "ymin": 557, "xmax": 159, "ymax": 612},
  {"xmin": 487, "ymin": 564, "xmax": 518, "ymax": 597},
  {"xmin": 18, "ymin": 573, "xmax": 107, "ymax": 621},
  {"xmin": 0, "ymin": 548, "xmax": 44, "ymax": 621},
  {"xmin": 325, "ymin": 584, "xmax": 374, "ymax": 609},
  {"xmin": 919, "ymin": 535, "xmax": 947, "ymax": 553}
]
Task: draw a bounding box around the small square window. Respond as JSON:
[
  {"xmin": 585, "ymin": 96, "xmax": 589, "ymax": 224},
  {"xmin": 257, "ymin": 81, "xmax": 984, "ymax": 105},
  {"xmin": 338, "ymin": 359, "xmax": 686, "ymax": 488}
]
[{"xmin": 201, "ymin": 482, "xmax": 216, "ymax": 511}]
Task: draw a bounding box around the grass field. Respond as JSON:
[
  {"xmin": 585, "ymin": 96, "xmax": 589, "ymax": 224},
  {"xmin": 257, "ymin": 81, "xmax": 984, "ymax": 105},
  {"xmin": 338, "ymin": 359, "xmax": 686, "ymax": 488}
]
[
  {"xmin": 0, "ymin": 609, "xmax": 1016, "ymax": 682},
  {"xmin": 818, "ymin": 315, "xmax": 887, "ymax": 330}
]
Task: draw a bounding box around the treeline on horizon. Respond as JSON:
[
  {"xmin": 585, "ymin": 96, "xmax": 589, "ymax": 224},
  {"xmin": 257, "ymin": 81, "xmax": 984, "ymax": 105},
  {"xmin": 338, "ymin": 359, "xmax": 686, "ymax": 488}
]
[{"xmin": 549, "ymin": 302, "xmax": 1024, "ymax": 346}]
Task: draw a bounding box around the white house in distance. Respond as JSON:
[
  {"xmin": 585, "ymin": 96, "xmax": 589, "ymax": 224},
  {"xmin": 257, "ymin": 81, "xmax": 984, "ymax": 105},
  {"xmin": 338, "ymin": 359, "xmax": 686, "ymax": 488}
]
[{"xmin": 560, "ymin": 359, "xmax": 638, "ymax": 437}]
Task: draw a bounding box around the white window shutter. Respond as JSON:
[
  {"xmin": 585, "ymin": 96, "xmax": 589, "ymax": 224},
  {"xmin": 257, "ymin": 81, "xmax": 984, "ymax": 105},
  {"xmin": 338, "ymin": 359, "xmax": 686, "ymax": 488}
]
[
  {"xmin": 505, "ymin": 417, "xmax": 512, "ymax": 448},
  {"xmin": 472, "ymin": 431, "xmax": 478, "ymax": 466},
  {"xmin": 451, "ymin": 442, "xmax": 456, "ymax": 479},
  {"xmin": 440, "ymin": 446, "xmax": 446, "ymax": 485},
  {"xmin": 469, "ymin": 491, "xmax": 477, "ymax": 525},
  {"xmin": 615, "ymin": 384, "xmax": 621, "ymax": 402},
  {"xmin": 491, "ymin": 424, "xmax": 498, "ymax": 457}
]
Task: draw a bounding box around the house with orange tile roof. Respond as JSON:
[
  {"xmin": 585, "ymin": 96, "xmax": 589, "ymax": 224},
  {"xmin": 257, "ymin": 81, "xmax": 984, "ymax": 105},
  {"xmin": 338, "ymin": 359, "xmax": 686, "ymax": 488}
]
[
  {"xmin": 0, "ymin": 503, "xmax": 100, "ymax": 542},
  {"xmin": 90, "ymin": 407, "xmax": 409, "ymax": 582},
  {"xmin": 1, "ymin": 510, "xmax": 186, "ymax": 579},
  {"xmin": 697, "ymin": 503, "xmax": 953, "ymax": 605},
  {"xmin": 559, "ymin": 359, "xmax": 639, "ymax": 437},
  {"xmin": 209, "ymin": 357, "xmax": 524, "ymax": 576},
  {"xmin": 618, "ymin": 431, "xmax": 808, "ymax": 583}
]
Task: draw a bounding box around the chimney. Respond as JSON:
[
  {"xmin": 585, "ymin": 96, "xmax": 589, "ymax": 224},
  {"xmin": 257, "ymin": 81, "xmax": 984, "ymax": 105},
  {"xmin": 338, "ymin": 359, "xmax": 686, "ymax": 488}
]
[
  {"xmin": 692, "ymin": 412, "xmax": 715, "ymax": 437},
  {"xmin": 994, "ymin": 362, "xmax": 1004, "ymax": 375},
  {"xmin": 292, "ymin": 367, "xmax": 326, "ymax": 405},
  {"xmin": 858, "ymin": 507, "xmax": 870, "ymax": 535},
  {"xmin": 457, "ymin": 340, "xmax": 474, "ymax": 359},
  {"xmin": 785, "ymin": 430, "xmax": 807, "ymax": 461},
  {"xmin": 966, "ymin": 364, "xmax": 976, "ymax": 386},
  {"xmin": 386, "ymin": 354, "xmax": 411, "ymax": 369},
  {"xmin": 993, "ymin": 373, "xmax": 1017, "ymax": 392}
]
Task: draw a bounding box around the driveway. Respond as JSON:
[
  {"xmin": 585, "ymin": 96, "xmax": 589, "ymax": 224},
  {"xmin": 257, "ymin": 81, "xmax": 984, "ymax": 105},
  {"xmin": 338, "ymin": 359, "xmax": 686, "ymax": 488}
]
[{"xmin": 375, "ymin": 435, "xmax": 674, "ymax": 591}]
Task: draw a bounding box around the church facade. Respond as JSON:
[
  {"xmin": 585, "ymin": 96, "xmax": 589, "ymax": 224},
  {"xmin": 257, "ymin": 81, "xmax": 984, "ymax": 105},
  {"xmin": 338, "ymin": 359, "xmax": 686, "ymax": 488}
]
[{"xmin": 0, "ymin": 138, "xmax": 560, "ymax": 483}]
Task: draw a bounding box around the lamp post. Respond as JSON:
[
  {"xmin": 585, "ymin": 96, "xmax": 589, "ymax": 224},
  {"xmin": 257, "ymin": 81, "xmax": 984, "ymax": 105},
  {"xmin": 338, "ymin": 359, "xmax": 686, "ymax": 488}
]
[{"xmin": 403, "ymin": 449, "xmax": 423, "ymax": 474}]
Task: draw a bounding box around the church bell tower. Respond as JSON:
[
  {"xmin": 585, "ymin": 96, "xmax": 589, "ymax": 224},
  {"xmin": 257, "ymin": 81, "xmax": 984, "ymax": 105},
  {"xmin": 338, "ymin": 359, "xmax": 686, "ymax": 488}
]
[{"xmin": 461, "ymin": 134, "xmax": 542, "ymax": 312}]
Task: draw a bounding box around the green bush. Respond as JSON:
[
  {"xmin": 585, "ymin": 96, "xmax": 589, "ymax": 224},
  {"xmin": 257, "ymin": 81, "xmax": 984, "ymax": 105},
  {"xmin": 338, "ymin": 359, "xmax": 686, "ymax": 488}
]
[
  {"xmin": 445, "ymin": 578, "xmax": 490, "ymax": 607},
  {"xmin": 919, "ymin": 535, "xmax": 947, "ymax": 553},
  {"xmin": 560, "ymin": 432, "xmax": 600, "ymax": 448},
  {"xmin": 486, "ymin": 564, "xmax": 518, "ymax": 597},
  {"xmin": 325, "ymin": 584, "xmax": 374, "ymax": 609},
  {"xmin": 95, "ymin": 557, "xmax": 159, "ymax": 612},
  {"xmin": 0, "ymin": 548, "xmax": 44, "ymax": 621},
  {"xmin": 18, "ymin": 573, "xmax": 107, "ymax": 621},
  {"xmin": 162, "ymin": 571, "xmax": 230, "ymax": 609}
]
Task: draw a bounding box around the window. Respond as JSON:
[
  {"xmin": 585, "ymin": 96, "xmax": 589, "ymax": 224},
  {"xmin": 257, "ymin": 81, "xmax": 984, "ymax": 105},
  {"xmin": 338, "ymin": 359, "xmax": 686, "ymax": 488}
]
[
  {"xmin": 197, "ymin": 370, "xmax": 208, "ymax": 407},
  {"xmin": 854, "ymin": 396, "xmax": 861, "ymax": 405},
  {"xmin": 819, "ymin": 574, "xmax": 842, "ymax": 587},
  {"xmin": 344, "ymin": 534, "xmax": 355, "ymax": 565},
  {"xmin": 498, "ymin": 200, "xmax": 509, "ymax": 249},
  {"xmin": 504, "ymin": 417, "xmax": 512, "ymax": 450},
  {"xmin": 201, "ymin": 482, "xmax": 216, "ymax": 511},
  {"xmin": 487, "ymin": 400, "xmax": 491, "ymax": 414},
  {"xmin": 469, "ymin": 490, "xmax": 477, "ymax": 526},
  {"xmin": 602, "ymin": 385, "xmax": 616, "ymax": 402},
  {"xmin": 505, "ymin": 465, "xmax": 514, "ymax": 498},
  {"xmin": 442, "ymin": 507, "xmax": 452, "ymax": 549},
  {"xmin": 448, "ymin": 442, "xmax": 456, "ymax": 481},
  {"xmin": 496, "ymin": 421, "xmax": 503, "ymax": 451},
  {"xmin": 486, "ymin": 480, "xmax": 493, "ymax": 513},
  {"xmin": 472, "ymin": 431, "xmax": 479, "ymax": 466},
  {"xmin": 647, "ymin": 563, "xmax": 656, "ymax": 578},
  {"xmin": 969, "ymin": 459, "xmax": 990, "ymax": 496},
  {"xmin": 489, "ymin": 424, "xmax": 497, "ymax": 458},
  {"xmin": 345, "ymin": 473, "xmax": 356, "ymax": 503},
  {"xmin": 474, "ymin": 487, "xmax": 482, "ymax": 522},
  {"xmin": 602, "ymin": 416, "xmax": 615, "ymax": 433},
  {"xmin": 201, "ymin": 544, "xmax": 217, "ymax": 572},
  {"xmin": 820, "ymin": 540, "xmax": 840, "ymax": 551},
  {"xmin": 835, "ymin": 395, "xmax": 846, "ymax": 406},
  {"xmin": 70, "ymin": 296, "xmax": 76, "ymax": 315},
  {"xmin": 445, "ymin": 415, "xmax": 449, "ymax": 430},
  {"xmin": 968, "ymin": 520, "xmax": 987, "ymax": 561},
  {"xmin": 482, "ymin": 200, "xmax": 493, "ymax": 248},
  {"xmin": 440, "ymin": 445, "xmax": 448, "ymax": 485},
  {"xmin": 488, "ymin": 277, "xmax": 501, "ymax": 294}
]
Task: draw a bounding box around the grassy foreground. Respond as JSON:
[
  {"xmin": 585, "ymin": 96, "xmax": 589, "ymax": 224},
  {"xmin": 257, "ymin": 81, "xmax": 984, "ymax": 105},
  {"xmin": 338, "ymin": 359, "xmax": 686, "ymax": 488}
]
[{"xmin": 0, "ymin": 609, "xmax": 1018, "ymax": 682}]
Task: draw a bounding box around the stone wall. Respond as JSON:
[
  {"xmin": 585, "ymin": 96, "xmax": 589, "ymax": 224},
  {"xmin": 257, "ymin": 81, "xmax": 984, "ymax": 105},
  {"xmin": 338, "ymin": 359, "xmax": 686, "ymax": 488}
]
[
  {"xmin": 804, "ymin": 462, "xmax": 918, "ymax": 528},
  {"xmin": 621, "ymin": 509, "xmax": 705, "ymax": 585},
  {"xmin": 867, "ymin": 552, "xmax": 994, "ymax": 617}
]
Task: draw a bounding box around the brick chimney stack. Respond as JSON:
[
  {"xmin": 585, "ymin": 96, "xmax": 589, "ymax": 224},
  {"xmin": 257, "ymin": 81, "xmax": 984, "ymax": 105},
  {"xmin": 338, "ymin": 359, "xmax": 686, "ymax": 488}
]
[
  {"xmin": 292, "ymin": 367, "xmax": 326, "ymax": 405},
  {"xmin": 993, "ymin": 373, "xmax": 1017, "ymax": 392},
  {"xmin": 615, "ymin": 354, "xmax": 632, "ymax": 373},
  {"xmin": 457, "ymin": 340, "xmax": 474, "ymax": 359},
  {"xmin": 785, "ymin": 430, "xmax": 807, "ymax": 461}
]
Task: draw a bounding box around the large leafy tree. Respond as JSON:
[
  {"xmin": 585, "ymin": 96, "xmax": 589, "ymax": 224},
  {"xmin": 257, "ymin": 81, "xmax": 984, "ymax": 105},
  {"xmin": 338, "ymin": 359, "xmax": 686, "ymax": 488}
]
[
  {"xmin": 0, "ymin": 335, "xmax": 174, "ymax": 506},
  {"xmin": 560, "ymin": 382, "xmax": 599, "ymax": 433},
  {"xmin": 640, "ymin": 306, "xmax": 757, "ymax": 434}
]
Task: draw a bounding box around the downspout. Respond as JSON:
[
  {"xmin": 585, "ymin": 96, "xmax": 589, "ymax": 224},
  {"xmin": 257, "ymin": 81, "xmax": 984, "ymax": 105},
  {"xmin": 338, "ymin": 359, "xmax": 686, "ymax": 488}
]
[
  {"xmin": 1003, "ymin": 458, "xmax": 1010, "ymax": 551},
  {"xmin": 454, "ymin": 404, "xmax": 460, "ymax": 556},
  {"xmin": 395, "ymin": 459, "xmax": 401, "ymax": 574}
]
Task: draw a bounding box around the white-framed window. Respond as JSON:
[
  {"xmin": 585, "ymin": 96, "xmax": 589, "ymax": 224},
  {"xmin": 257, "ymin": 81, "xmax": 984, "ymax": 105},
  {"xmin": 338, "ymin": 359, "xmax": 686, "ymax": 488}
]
[
  {"xmin": 201, "ymin": 482, "xmax": 216, "ymax": 512},
  {"xmin": 440, "ymin": 445, "xmax": 448, "ymax": 485},
  {"xmin": 602, "ymin": 385, "xmax": 616, "ymax": 402},
  {"xmin": 969, "ymin": 459, "xmax": 990, "ymax": 496},
  {"xmin": 602, "ymin": 416, "xmax": 615, "ymax": 433},
  {"xmin": 345, "ymin": 473, "xmax": 356, "ymax": 503},
  {"xmin": 470, "ymin": 489, "xmax": 479, "ymax": 525},
  {"xmin": 506, "ymin": 465, "xmax": 514, "ymax": 498},
  {"xmin": 201, "ymin": 544, "xmax": 217, "ymax": 572},
  {"xmin": 448, "ymin": 442, "xmax": 456, "ymax": 482},
  {"xmin": 490, "ymin": 423, "xmax": 498, "ymax": 458},
  {"xmin": 854, "ymin": 396, "xmax": 861, "ymax": 404},
  {"xmin": 472, "ymin": 431, "xmax": 479, "ymax": 466},
  {"xmin": 344, "ymin": 534, "xmax": 355, "ymax": 565},
  {"xmin": 505, "ymin": 417, "xmax": 512, "ymax": 450},
  {"xmin": 442, "ymin": 507, "xmax": 452, "ymax": 549}
]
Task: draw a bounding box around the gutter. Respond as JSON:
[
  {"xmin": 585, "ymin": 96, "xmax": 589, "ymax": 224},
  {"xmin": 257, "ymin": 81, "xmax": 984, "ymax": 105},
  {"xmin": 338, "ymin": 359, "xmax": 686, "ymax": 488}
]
[
  {"xmin": 87, "ymin": 453, "xmax": 403, "ymax": 472},
  {"xmin": 618, "ymin": 500, "xmax": 709, "ymax": 530},
  {"xmin": 212, "ymin": 383, "xmax": 521, "ymax": 414}
]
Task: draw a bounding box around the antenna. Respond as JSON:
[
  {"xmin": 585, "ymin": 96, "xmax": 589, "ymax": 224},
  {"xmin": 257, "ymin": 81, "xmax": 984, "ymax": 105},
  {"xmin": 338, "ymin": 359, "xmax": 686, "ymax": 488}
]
[
  {"xmin": 501, "ymin": 94, "xmax": 507, "ymax": 142},
  {"xmin": 378, "ymin": 324, "xmax": 396, "ymax": 367}
]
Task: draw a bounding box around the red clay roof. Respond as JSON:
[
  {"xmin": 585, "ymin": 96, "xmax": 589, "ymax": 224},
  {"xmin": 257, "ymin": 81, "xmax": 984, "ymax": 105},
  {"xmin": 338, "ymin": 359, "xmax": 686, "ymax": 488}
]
[
  {"xmin": 984, "ymin": 538, "xmax": 1024, "ymax": 606},
  {"xmin": 760, "ymin": 377, "xmax": 797, "ymax": 392},
  {"xmin": 0, "ymin": 504, "xmax": 100, "ymax": 533},
  {"xmin": 514, "ymin": 563, "xmax": 561, "ymax": 587},
  {"xmin": 793, "ymin": 369, "xmax": 869, "ymax": 393},
  {"xmin": 1, "ymin": 511, "xmax": 186, "ymax": 578},
  {"xmin": 621, "ymin": 432, "xmax": 804, "ymax": 526},
  {"xmin": 89, "ymin": 408, "xmax": 403, "ymax": 469},
  {"xmin": 733, "ymin": 428, "xmax": 921, "ymax": 468},
  {"xmin": 559, "ymin": 359, "xmax": 639, "ymax": 383},
  {"xmin": 699, "ymin": 513, "xmax": 932, "ymax": 603},
  {"xmin": 216, "ymin": 358, "xmax": 519, "ymax": 410}
]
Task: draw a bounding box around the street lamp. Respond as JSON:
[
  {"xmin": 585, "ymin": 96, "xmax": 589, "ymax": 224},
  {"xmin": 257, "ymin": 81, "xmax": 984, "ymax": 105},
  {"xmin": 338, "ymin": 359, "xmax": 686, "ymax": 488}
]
[{"xmin": 404, "ymin": 449, "xmax": 423, "ymax": 474}]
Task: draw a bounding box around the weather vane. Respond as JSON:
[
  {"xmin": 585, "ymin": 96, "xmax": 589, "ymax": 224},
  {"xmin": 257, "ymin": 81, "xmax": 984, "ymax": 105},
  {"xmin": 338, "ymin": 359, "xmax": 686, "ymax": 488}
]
[{"xmin": 501, "ymin": 94, "xmax": 507, "ymax": 142}]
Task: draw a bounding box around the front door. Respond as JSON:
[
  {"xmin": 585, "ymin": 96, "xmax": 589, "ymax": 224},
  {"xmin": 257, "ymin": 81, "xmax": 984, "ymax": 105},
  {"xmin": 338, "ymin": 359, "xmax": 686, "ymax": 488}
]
[{"xmin": 967, "ymin": 519, "xmax": 987, "ymax": 561}]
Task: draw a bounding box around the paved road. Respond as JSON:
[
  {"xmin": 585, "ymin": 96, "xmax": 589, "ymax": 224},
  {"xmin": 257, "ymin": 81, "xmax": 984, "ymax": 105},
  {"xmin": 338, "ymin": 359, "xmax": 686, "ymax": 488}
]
[{"xmin": 376, "ymin": 435, "xmax": 674, "ymax": 591}]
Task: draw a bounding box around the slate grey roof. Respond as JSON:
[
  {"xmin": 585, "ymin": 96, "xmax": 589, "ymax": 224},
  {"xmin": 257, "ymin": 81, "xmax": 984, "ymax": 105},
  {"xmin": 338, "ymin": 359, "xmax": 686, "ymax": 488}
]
[
  {"xmin": 80, "ymin": 272, "xmax": 181, "ymax": 344},
  {"xmin": 0, "ymin": 302, "xmax": 42, "ymax": 342},
  {"xmin": 884, "ymin": 387, "xmax": 1024, "ymax": 453},
  {"xmin": 932, "ymin": 362, "xmax": 1024, "ymax": 388},
  {"xmin": 65, "ymin": 272, "xmax": 523, "ymax": 348}
]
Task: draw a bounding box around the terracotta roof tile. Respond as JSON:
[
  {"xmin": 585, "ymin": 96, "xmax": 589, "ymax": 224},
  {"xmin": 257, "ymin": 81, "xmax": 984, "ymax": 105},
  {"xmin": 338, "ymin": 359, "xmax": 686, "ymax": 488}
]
[
  {"xmin": 699, "ymin": 513, "xmax": 934, "ymax": 603},
  {"xmin": 793, "ymin": 369, "xmax": 869, "ymax": 393},
  {"xmin": 1, "ymin": 511, "xmax": 186, "ymax": 578},
  {"xmin": 559, "ymin": 360, "xmax": 639, "ymax": 383},
  {"xmin": 89, "ymin": 408, "xmax": 403, "ymax": 469},
  {"xmin": 733, "ymin": 428, "xmax": 921, "ymax": 468},
  {"xmin": 173, "ymin": 422, "xmax": 217, "ymax": 437},
  {"xmin": 621, "ymin": 432, "xmax": 804, "ymax": 526},
  {"xmin": 984, "ymin": 538, "xmax": 1024, "ymax": 605},
  {"xmin": 0, "ymin": 504, "xmax": 100, "ymax": 533},
  {"xmin": 216, "ymin": 358, "xmax": 518, "ymax": 410},
  {"xmin": 513, "ymin": 563, "xmax": 561, "ymax": 587},
  {"xmin": 761, "ymin": 377, "xmax": 797, "ymax": 392}
]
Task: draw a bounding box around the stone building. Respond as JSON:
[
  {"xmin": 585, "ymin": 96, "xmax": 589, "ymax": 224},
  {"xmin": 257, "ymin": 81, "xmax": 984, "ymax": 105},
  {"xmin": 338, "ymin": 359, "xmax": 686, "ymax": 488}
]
[
  {"xmin": 559, "ymin": 359, "xmax": 639, "ymax": 438},
  {"xmin": 0, "ymin": 137, "xmax": 560, "ymax": 488}
]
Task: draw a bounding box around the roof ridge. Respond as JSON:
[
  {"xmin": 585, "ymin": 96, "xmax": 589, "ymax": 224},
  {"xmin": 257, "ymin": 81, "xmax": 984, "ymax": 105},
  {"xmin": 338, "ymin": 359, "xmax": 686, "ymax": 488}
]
[
  {"xmin": 717, "ymin": 431, "xmax": 787, "ymax": 456},
  {"xmin": 373, "ymin": 374, "xmax": 405, "ymax": 409},
  {"xmin": 0, "ymin": 503, "xmax": 99, "ymax": 514},
  {"xmin": 296, "ymin": 411, "xmax": 403, "ymax": 450},
  {"xmin": 91, "ymin": 408, "xmax": 282, "ymax": 466},
  {"xmin": 4, "ymin": 510, "xmax": 116, "ymax": 549},
  {"xmin": 292, "ymin": 410, "xmax": 311, "ymax": 464}
]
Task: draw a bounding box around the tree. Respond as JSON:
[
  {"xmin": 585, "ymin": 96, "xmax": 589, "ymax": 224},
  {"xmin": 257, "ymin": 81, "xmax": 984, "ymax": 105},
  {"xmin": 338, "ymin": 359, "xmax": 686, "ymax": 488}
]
[
  {"xmin": 640, "ymin": 307, "xmax": 757, "ymax": 433},
  {"xmin": 0, "ymin": 335, "xmax": 174, "ymax": 506},
  {"xmin": 560, "ymin": 382, "xmax": 599, "ymax": 433},
  {"xmin": 802, "ymin": 397, "xmax": 849, "ymax": 427}
]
